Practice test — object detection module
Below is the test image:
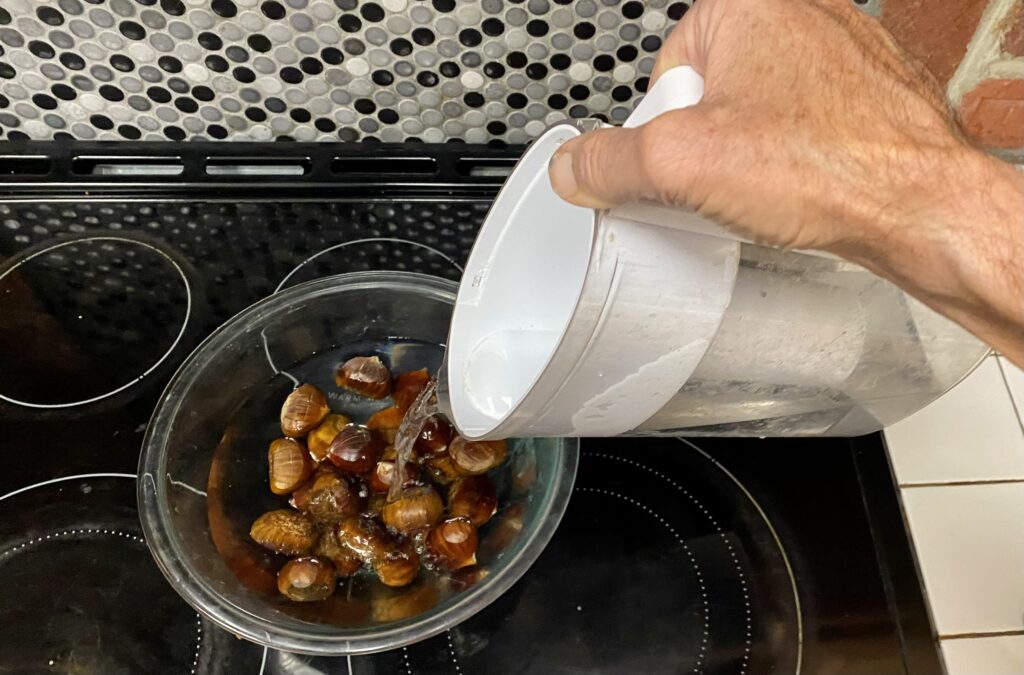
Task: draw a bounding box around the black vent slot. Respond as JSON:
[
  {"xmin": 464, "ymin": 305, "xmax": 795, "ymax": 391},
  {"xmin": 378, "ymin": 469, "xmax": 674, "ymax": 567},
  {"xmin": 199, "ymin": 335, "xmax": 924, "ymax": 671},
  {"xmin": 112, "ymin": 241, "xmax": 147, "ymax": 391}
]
[
  {"xmin": 0, "ymin": 156, "xmax": 53, "ymax": 176},
  {"xmin": 331, "ymin": 157, "xmax": 438, "ymax": 175}
]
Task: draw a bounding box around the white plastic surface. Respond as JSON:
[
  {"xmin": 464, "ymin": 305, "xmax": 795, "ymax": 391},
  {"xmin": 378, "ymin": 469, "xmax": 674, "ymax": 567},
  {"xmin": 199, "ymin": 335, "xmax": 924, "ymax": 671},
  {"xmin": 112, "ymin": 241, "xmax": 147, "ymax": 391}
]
[{"xmin": 444, "ymin": 125, "xmax": 595, "ymax": 438}]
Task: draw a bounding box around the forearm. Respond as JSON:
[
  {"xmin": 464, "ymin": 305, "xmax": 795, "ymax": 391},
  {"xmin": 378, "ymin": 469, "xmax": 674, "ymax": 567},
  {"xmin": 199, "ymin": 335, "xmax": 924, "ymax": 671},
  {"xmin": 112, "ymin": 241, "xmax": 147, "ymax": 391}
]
[{"xmin": 839, "ymin": 148, "xmax": 1024, "ymax": 366}]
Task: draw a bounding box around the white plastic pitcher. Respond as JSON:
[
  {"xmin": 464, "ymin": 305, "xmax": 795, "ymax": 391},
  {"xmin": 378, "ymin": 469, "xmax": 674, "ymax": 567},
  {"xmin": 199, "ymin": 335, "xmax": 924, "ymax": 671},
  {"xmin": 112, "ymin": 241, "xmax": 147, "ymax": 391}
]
[{"xmin": 438, "ymin": 67, "xmax": 988, "ymax": 439}]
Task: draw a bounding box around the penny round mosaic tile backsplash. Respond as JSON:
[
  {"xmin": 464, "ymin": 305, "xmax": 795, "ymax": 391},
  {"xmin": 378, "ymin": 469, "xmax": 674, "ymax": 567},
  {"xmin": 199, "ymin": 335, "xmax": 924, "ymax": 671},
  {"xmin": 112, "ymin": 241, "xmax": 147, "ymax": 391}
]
[{"xmin": 0, "ymin": 0, "xmax": 689, "ymax": 142}]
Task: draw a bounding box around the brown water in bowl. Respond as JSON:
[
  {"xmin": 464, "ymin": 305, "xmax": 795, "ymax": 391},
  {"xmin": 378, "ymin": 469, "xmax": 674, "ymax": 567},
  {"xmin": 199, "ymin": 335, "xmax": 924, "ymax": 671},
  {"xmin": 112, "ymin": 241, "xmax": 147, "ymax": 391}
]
[{"xmin": 204, "ymin": 339, "xmax": 524, "ymax": 627}]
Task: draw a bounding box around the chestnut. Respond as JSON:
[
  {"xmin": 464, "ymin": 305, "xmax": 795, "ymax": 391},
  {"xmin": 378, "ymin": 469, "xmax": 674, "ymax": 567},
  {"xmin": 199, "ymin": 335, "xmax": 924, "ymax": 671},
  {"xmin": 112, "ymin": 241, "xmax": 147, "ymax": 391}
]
[
  {"xmin": 448, "ymin": 475, "xmax": 499, "ymax": 527},
  {"xmin": 426, "ymin": 517, "xmax": 478, "ymax": 570},
  {"xmin": 368, "ymin": 459, "xmax": 422, "ymax": 494},
  {"xmin": 381, "ymin": 486, "xmax": 444, "ymax": 534},
  {"xmin": 413, "ymin": 416, "xmax": 452, "ymax": 457},
  {"xmin": 280, "ymin": 383, "xmax": 330, "ymax": 437},
  {"xmin": 307, "ymin": 414, "xmax": 350, "ymax": 462},
  {"xmin": 326, "ymin": 424, "xmax": 381, "ymax": 474},
  {"xmin": 294, "ymin": 468, "xmax": 363, "ymax": 524},
  {"xmin": 449, "ymin": 437, "xmax": 508, "ymax": 476},
  {"xmin": 371, "ymin": 581, "xmax": 440, "ymax": 622},
  {"xmin": 336, "ymin": 516, "xmax": 392, "ymax": 564},
  {"xmin": 393, "ymin": 368, "xmax": 430, "ymax": 412},
  {"xmin": 277, "ymin": 557, "xmax": 336, "ymax": 602},
  {"xmin": 250, "ymin": 509, "xmax": 318, "ymax": 556},
  {"xmin": 366, "ymin": 406, "xmax": 403, "ymax": 444},
  {"xmin": 424, "ymin": 454, "xmax": 460, "ymax": 486},
  {"xmin": 336, "ymin": 355, "xmax": 392, "ymax": 399},
  {"xmin": 314, "ymin": 527, "xmax": 363, "ymax": 577},
  {"xmin": 268, "ymin": 438, "xmax": 313, "ymax": 495},
  {"xmin": 375, "ymin": 540, "xmax": 420, "ymax": 587},
  {"xmin": 510, "ymin": 452, "xmax": 538, "ymax": 494},
  {"xmin": 481, "ymin": 502, "xmax": 526, "ymax": 556},
  {"xmin": 449, "ymin": 565, "xmax": 489, "ymax": 592}
]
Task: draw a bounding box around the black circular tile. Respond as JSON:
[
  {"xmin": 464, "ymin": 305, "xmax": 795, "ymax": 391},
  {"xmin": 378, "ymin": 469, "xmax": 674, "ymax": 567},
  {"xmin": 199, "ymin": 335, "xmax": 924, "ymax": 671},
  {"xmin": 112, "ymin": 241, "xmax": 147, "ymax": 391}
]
[
  {"xmin": 119, "ymin": 20, "xmax": 145, "ymax": 40},
  {"xmin": 205, "ymin": 54, "xmax": 228, "ymax": 72},
  {"xmin": 359, "ymin": 3, "xmax": 384, "ymax": 22},
  {"xmin": 322, "ymin": 46, "xmax": 343, "ymax": 64},
  {"xmin": 36, "ymin": 7, "xmax": 65, "ymax": 26},
  {"xmin": 28, "ymin": 40, "xmax": 55, "ymax": 59},
  {"xmin": 212, "ymin": 0, "xmax": 238, "ymax": 18},
  {"xmin": 260, "ymin": 1, "xmax": 286, "ymax": 20},
  {"xmin": 389, "ymin": 37, "xmax": 412, "ymax": 56},
  {"xmin": 247, "ymin": 34, "xmax": 271, "ymax": 52},
  {"xmin": 411, "ymin": 27, "xmax": 434, "ymax": 46}
]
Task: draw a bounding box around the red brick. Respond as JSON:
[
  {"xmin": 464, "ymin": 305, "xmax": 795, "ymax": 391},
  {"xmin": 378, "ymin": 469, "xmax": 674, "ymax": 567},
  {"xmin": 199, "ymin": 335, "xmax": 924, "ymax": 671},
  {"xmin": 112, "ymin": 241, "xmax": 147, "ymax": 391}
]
[
  {"xmin": 882, "ymin": 0, "xmax": 989, "ymax": 85},
  {"xmin": 1000, "ymin": 0, "xmax": 1024, "ymax": 57},
  {"xmin": 959, "ymin": 78, "xmax": 1024, "ymax": 148}
]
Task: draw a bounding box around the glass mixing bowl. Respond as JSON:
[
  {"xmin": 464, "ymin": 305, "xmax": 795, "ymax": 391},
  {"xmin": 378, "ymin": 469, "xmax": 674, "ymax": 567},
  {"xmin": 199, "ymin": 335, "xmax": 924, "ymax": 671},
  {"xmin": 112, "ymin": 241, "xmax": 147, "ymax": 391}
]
[{"xmin": 138, "ymin": 271, "xmax": 579, "ymax": 655}]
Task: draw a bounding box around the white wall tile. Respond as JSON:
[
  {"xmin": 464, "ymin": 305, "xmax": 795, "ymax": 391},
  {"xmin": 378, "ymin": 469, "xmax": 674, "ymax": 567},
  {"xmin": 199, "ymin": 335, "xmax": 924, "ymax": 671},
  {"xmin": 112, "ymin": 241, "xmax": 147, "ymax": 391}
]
[
  {"xmin": 1000, "ymin": 356, "xmax": 1024, "ymax": 422},
  {"xmin": 884, "ymin": 357, "xmax": 1024, "ymax": 484},
  {"xmin": 901, "ymin": 483, "xmax": 1024, "ymax": 635},
  {"xmin": 942, "ymin": 635, "xmax": 1024, "ymax": 675}
]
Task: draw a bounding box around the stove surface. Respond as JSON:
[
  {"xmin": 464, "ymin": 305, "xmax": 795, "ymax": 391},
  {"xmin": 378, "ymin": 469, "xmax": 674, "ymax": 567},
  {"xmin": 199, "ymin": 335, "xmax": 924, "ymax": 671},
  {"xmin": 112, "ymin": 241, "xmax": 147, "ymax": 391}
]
[{"xmin": 0, "ymin": 143, "xmax": 940, "ymax": 675}]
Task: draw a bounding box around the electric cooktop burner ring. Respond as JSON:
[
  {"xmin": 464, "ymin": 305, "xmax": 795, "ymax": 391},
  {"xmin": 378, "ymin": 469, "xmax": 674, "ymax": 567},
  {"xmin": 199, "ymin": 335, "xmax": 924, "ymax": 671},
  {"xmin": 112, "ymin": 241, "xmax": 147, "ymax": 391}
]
[{"xmin": 0, "ymin": 234, "xmax": 194, "ymax": 410}]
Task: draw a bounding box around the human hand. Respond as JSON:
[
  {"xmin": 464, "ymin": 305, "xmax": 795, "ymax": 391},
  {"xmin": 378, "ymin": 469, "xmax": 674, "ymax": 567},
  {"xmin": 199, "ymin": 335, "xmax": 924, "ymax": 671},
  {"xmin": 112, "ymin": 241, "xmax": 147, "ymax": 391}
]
[{"xmin": 548, "ymin": 0, "xmax": 1024, "ymax": 365}]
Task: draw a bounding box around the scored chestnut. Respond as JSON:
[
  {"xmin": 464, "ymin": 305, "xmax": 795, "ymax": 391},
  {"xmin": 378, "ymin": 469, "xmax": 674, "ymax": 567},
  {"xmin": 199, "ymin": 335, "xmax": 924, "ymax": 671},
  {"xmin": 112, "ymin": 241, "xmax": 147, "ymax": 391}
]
[
  {"xmin": 277, "ymin": 557, "xmax": 336, "ymax": 602},
  {"xmin": 448, "ymin": 437, "xmax": 508, "ymax": 476},
  {"xmin": 375, "ymin": 540, "xmax": 420, "ymax": 587},
  {"xmin": 280, "ymin": 383, "xmax": 330, "ymax": 437},
  {"xmin": 268, "ymin": 438, "xmax": 313, "ymax": 495},
  {"xmin": 292, "ymin": 468, "xmax": 363, "ymax": 524},
  {"xmin": 307, "ymin": 414, "xmax": 350, "ymax": 462},
  {"xmin": 336, "ymin": 355, "xmax": 392, "ymax": 399},
  {"xmin": 426, "ymin": 517, "xmax": 478, "ymax": 571},
  {"xmin": 381, "ymin": 486, "xmax": 444, "ymax": 534},
  {"xmin": 392, "ymin": 368, "xmax": 429, "ymax": 412},
  {"xmin": 250, "ymin": 509, "xmax": 318, "ymax": 556},
  {"xmin": 326, "ymin": 424, "xmax": 381, "ymax": 474},
  {"xmin": 448, "ymin": 475, "xmax": 498, "ymax": 527},
  {"xmin": 413, "ymin": 416, "xmax": 453, "ymax": 457}
]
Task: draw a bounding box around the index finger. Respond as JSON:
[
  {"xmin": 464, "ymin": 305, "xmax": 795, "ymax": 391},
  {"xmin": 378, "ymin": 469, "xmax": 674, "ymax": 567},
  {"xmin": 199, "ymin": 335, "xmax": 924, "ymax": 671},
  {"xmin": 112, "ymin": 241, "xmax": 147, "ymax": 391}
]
[{"xmin": 649, "ymin": 1, "xmax": 710, "ymax": 86}]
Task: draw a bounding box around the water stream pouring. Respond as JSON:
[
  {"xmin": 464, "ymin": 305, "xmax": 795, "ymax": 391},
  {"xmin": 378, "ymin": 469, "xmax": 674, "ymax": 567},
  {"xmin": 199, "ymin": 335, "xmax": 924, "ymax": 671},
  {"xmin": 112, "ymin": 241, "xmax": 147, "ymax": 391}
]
[{"xmin": 438, "ymin": 66, "xmax": 988, "ymax": 439}]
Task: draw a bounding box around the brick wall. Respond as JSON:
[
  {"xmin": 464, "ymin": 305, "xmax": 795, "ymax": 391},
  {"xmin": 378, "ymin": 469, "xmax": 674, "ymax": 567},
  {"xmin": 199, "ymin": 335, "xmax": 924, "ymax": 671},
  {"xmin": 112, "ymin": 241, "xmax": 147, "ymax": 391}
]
[{"xmin": 883, "ymin": 0, "xmax": 1024, "ymax": 154}]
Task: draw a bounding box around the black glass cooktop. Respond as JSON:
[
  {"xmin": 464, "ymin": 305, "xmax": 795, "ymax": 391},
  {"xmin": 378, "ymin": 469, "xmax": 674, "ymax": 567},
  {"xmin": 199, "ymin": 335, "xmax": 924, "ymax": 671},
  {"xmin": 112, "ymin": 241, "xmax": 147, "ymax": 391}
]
[{"xmin": 0, "ymin": 142, "xmax": 940, "ymax": 675}]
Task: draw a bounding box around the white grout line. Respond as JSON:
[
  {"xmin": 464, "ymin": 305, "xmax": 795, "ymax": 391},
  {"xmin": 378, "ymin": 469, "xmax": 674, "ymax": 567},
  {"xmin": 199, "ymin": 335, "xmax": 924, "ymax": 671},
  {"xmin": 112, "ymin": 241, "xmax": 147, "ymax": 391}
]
[
  {"xmin": 995, "ymin": 357, "xmax": 1024, "ymax": 435},
  {"xmin": 901, "ymin": 478, "xmax": 1024, "ymax": 488},
  {"xmin": 947, "ymin": 0, "xmax": 1021, "ymax": 106}
]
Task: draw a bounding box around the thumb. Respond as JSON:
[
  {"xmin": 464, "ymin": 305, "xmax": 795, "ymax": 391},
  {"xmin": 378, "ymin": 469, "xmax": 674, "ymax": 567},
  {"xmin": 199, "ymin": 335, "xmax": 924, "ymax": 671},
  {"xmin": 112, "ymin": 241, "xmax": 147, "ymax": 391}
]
[
  {"xmin": 548, "ymin": 107, "xmax": 713, "ymax": 210},
  {"xmin": 548, "ymin": 125, "xmax": 650, "ymax": 209}
]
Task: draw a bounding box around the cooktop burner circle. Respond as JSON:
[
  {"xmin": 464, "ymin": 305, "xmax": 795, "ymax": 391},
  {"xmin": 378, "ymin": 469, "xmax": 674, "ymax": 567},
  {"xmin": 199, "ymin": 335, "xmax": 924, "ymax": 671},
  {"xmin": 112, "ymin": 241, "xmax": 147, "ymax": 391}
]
[
  {"xmin": 0, "ymin": 475, "xmax": 205, "ymax": 675},
  {"xmin": 274, "ymin": 237, "xmax": 464, "ymax": 293},
  {"xmin": 0, "ymin": 234, "xmax": 193, "ymax": 409}
]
